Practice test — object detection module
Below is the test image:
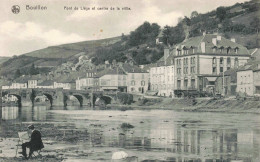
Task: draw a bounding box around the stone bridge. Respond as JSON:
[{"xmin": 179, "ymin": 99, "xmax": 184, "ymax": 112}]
[{"xmin": 1, "ymin": 88, "xmax": 116, "ymax": 107}]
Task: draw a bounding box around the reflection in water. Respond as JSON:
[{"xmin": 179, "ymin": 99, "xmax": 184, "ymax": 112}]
[
  {"xmin": 33, "ymin": 106, "xmax": 47, "ymax": 121},
  {"xmin": 0, "ymin": 106, "xmax": 259, "ymax": 161},
  {"xmin": 1, "ymin": 107, "xmax": 18, "ymax": 120}
]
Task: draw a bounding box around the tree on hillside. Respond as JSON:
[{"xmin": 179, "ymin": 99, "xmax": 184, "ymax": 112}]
[
  {"xmin": 250, "ymin": 17, "xmax": 260, "ymax": 34},
  {"xmin": 222, "ymin": 19, "xmax": 233, "ymax": 32},
  {"xmin": 14, "ymin": 69, "xmax": 21, "ymax": 79},
  {"xmin": 162, "ymin": 25, "xmax": 171, "ymax": 46},
  {"xmin": 216, "ymin": 7, "xmax": 226, "ymax": 22},
  {"xmin": 190, "ymin": 11, "xmax": 199, "ymax": 18},
  {"xmin": 29, "ymin": 64, "xmax": 39, "ymax": 75},
  {"xmin": 183, "ymin": 16, "xmax": 191, "ymax": 26},
  {"xmin": 162, "ymin": 24, "xmax": 185, "ymax": 46},
  {"xmin": 128, "ymin": 22, "xmax": 160, "ymax": 46}
]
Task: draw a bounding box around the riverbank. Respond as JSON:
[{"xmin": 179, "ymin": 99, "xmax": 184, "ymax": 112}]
[{"xmin": 107, "ymin": 97, "xmax": 260, "ymax": 114}]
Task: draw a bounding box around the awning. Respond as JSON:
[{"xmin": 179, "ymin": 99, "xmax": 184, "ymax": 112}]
[{"xmin": 206, "ymin": 77, "xmax": 217, "ymax": 82}]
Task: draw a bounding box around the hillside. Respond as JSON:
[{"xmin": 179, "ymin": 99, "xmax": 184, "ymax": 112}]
[
  {"xmin": 0, "ymin": 37, "xmax": 122, "ymax": 77},
  {"xmin": 0, "ymin": 57, "xmax": 10, "ymax": 65}
]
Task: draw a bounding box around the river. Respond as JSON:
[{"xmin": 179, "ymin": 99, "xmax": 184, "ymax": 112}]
[{"xmin": 0, "ymin": 106, "xmax": 259, "ymax": 162}]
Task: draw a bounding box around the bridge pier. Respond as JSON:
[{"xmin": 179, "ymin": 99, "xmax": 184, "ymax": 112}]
[
  {"xmin": 20, "ymin": 90, "xmax": 33, "ymax": 107},
  {"xmin": 21, "ymin": 98, "xmax": 33, "ymax": 107},
  {"xmin": 52, "ymin": 91, "xmax": 65, "ymax": 107},
  {"xmin": 90, "ymin": 93, "xmax": 95, "ymax": 108}
]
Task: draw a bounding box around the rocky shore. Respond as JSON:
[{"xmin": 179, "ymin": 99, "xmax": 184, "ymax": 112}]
[{"xmin": 108, "ymin": 97, "xmax": 260, "ymax": 114}]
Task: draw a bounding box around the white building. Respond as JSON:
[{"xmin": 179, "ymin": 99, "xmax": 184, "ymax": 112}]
[
  {"xmin": 76, "ymin": 70, "xmax": 96, "ymax": 90},
  {"xmin": 121, "ymin": 63, "xmax": 149, "ymax": 94},
  {"xmin": 149, "ymin": 48, "xmax": 175, "ymax": 97},
  {"xmin": 237, "ymin": 62, "xmax": 260, "ymax": 96},
  {"xmin": 53, "ymin": 82, "xmax": 71, "ymax": 89}
]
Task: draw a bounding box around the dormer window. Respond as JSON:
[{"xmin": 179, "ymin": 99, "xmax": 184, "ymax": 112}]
[
  {"xmin": 183, "ymin": 46, "xmax": 188, "ymax": 55},
  {"xmin": 177, "ymin": 49, "xmax": 181, "ymax": 56},
  {"xmin": 227, "ymin": 47, "xmax": 231, "ymax": 54},
  {"xmin": 219, "ymin": 46, "xmax": 224, "ymax": 53},
  {"xmin": 234, "ymin": 47, "xmax": 239, "ymax": 54},
  {"xmin": 212, "ymin": 46, "xmax": 217, "ymax": 53},
  {"xmin": 190, "ymin": 46, "xmax": 195, "ymax": 54}
]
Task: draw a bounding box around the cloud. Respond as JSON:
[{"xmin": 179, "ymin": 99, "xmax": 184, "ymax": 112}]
[{"xmin": 0, "ymin": 21, "xmax": 86, "ymax": 45}]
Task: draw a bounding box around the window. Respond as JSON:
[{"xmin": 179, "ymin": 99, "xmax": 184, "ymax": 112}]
[
  {"xmin": 131, "ymin": 74, "xmax": 135, "ymax": 79},
  {"xmin": 227, "ymin": 57, "xmax": 231, "ymax": 64},
  {"xmin": 220, "ymin": 57, "xmax": 223, "ymax": 65},
  {"xmin": 235, "ymin": 47, "xmax": 239, "ymax": 54},
  {"xmin": 212, "ymin": 67, "xmax": 216, "ymax": 74},
  {"xmin": 235, "ymin": 58, "xmax": 239, "ymax": 67},
  {"xmin": 213, "ymin": 47, "xmax": 217, "ymax": 53},
  {"xmin": 141, "ymin": 81, "xmax": 145, "ymax": 86},
  {"xmin": 177, "ymin": 68, "xmax": 181, "ymax": 74},
  {"xmin": 177, "ymin": 49, "xmax": 181, "ymax": 55},
  {"xmin": 227, "ymin": 47, "xmax": 231, "ymax": 54},
  {"xmin": 191, "ymin": 67, "xmax": 195, "ymax": 73},
  {"xmin": 220, "ymin": 67, "xmax": 223, "ymax": 73},
  {"xmin": 177, "ymin": 80, "xmax": 181, "ymax": 89},
  {"xmin": 191, "ymin": 79, "xmax": 195, "ymax": 89},
  {"xmin": 213, "ymin": 57, "xmax": 216, "ymax": 64},
  {"xmin": 220, "ymin": 47, "xmax": 224, "ymax": 53},
  {"xmin": 131, "ymin": 80, "xmax": 135, "ymax": 86},
  {"xmin": 184, "ymin": 79, "xmax": 188, "ymax": 88}
]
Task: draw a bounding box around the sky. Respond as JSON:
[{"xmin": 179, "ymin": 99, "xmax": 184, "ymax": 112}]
[{"xmin": 0, "ymin": 0, "xmax": 249, "ymax": 57}]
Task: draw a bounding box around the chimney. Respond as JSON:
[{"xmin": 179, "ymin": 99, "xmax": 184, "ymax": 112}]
[
  {"xmin": 201, "ymin": 42, "xmax": 206, "ymax": 53},
  {"xmin": 164, "ymin": 48, "xmax": 170, "ymax": 65},
  {"xmin": 217, "ymin": 35, "xmax": 221, "ymax": 41},
  {"xmin": 231, "ymin": 38, "xmax": 236, "ymax": 43},
  {"xmin": 212, "ymin": 38, "xmax": 217, "ymax": 46}
]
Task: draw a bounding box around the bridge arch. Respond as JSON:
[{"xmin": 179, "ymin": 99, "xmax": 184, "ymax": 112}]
[
  {"xmin": 33, "ymin": 92, "xmax": 54, "ymax": 106},
  {"xmin": 100, "ymin": 95, "xmax": 113, "ymax": 105},
  {"xmin": 72, "ymin": 94, "xmax": 84, "ymax": 107},
  {"xmin": 5, "ymin": 94, "xmax": 22, "ymax": 107}
]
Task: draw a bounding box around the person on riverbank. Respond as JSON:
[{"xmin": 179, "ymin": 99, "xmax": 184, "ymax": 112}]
[{"xmin": 21, "ymin": 125, "xmax": 44, "ymax": 159}]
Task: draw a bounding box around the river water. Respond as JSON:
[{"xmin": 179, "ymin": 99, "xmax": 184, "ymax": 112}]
[{"xmin": 0, "ymin": 106, "xmax": 259, "ymax": 162}]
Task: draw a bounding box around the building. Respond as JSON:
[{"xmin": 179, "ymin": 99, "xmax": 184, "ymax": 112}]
[
  {"xmin": 121, "ymin": 63, "xmax": 149, "ymax": 94},
  {"xmin": 237, "ymin": 61, "xmax": 260, "ymax": 96},
  {"xmin": 149, "ymin": 48, "xmax": 175, "ymax": 97},
  {"xmin": 76, "ymin": 70, "xmax": 97, "ymax": 90},
  {"xmin": 97, "ymin": 67, "xmax": 127, "ymax": 92},
  {"xmin": 215, "ymin": 68, "xmax": 238, "ymax": 96},
  {"xmin": 172, "ymin": 34, "xmax": 250, "ymax": 96}
]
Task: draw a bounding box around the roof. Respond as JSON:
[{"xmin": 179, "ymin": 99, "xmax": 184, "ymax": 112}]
[
  {"xmin": 96, "ymin": 67, "xmax": 126, "ymax": 78},
  {"xmin": 157, "ymin": 29, "xmax": 163, "ymax": 38},
  {"xmin": 173, "ymin": 34, "xmax": 249, "ymax": 55},
  {"xmin": 237, "ymin": 60, "xmax": 260, "ymax": 72},
  {"xmin": 250, "ymin": 48, "xmax": 260, "ymax": 59},
  {"xmin": 121, "ymin": 63, "xmax": 148, "ymax": 73}
]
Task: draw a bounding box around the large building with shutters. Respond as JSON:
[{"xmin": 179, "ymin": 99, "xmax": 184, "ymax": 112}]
[{"xmin": 173, "ymin": 33, "xmax": 250, "ymax": 95}]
